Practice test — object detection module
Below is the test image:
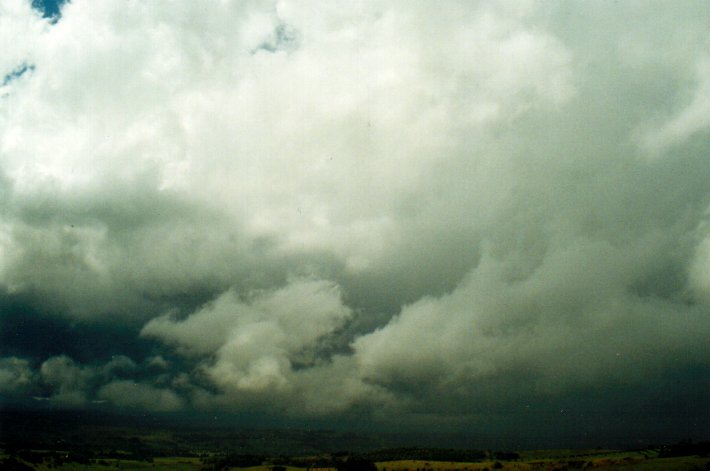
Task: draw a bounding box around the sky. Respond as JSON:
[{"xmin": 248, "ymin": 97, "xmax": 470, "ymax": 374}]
[{"xmin": 1, "ymin": 0, "xmax": 709, "ymax": 448}]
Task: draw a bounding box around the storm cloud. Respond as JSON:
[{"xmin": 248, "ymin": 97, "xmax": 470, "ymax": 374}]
[{"xmin": 1, "ymin": 0, "xmax": 710, "ymax": 446}]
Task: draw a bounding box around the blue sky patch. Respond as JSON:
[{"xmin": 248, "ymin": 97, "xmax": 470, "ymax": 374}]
[
  {"xmin": 32, "ymin": 0, "xmax": 67, "ymax": 20},
  {"xmin": 254, "ymin": 24, "xmax": 300, "ymax": 54},
  {"xmin": 2, "ymin": 63, "xmax": 35, "ymax": 87}
]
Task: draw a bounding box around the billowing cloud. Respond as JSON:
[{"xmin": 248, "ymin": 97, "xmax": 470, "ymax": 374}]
[
  {"xmin": 1, "ymin": 0, "xmax": 710, "ymax": 444},
  {"xmin": 39, "ymin": 355, "xmax": 95, "ymax": 406},
  {"xmin": 0, "ymin": 0, "xmax": 45, "ymax": 81},
  {"xmin": 142, "ymin": 278, "xmax": 351, "ymax": 357},
  {"xmin": 354, "ymin": 241, "xmax": 710, "ymax": 410},
  {"xmin": 0, "ymin": 0, "xmax": 573, "ymax": 320},
  {"xmin": 2, "ymin": 354, "xmax": 185, "ymax": 411},
  {"xmin": 0, "ymin": 356, "xmax": 36, "ymax": 396},
  {"xmin": 141, "ymin": 278, "xmax": 387, "ymax": 414}
]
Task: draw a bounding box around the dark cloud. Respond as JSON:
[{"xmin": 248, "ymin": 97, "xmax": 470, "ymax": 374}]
[{"xmin": 0, "ymin": 295, "xmax": 157, "ymax": 363}]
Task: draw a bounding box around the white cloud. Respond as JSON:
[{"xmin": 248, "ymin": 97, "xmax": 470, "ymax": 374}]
[
  {"xmin": 0, "ymin": 0, "xmax": 45, "ymax": 81},
  {"xmin": 142, "ymin": 278, "xmax": 350, "ymax": 354},
  {"xmin": 143, "ymin": 278, "xmax": 352, "ymax": 402},
  {"xmin": 0, "ymin": 0, "xmax": 576, "ymax": 320}
]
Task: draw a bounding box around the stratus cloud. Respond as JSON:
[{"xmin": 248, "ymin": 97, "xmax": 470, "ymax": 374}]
[
  {"xmin": 689, "ymin": 230, "xmax": 710, "ymax": 304},
  {"xmin": 639, "ymin": 57, "xmax": 710, "ymax": 155}
]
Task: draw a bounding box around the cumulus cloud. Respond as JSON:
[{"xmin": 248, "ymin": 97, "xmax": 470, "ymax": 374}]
[
  {"xmin": 1, "ymin": 0, "xmax": 710, "ymax": 440},
  {"xmin": 101, "ymin": 354, "xmax": 137, "ymax": 380},
  {"xmin": 0, "ymin": 0, "xmax": 574, "ymax": 320},
  {"xmin": 1, "ymin": 353, "xmax": 185, "ymax": 411},
  {"xmin": 354, "ymin": 241, "xmax": 710, "ymax": 411},
  {"xmin": 39, "ymin": 355, "xmax": 95, "ymax": 406},
  {"xmin": 142, "ymin": 278, "xmax": 373, "ymax": 412},
  {"xmin": 142, "ymin": 279, "xmax": 351, "ymax": 354},
  {"xmin": 0, "ymin": 0, "xmax": 45, "ymax": 82},
  {"xmin": 0, "ymin": 356, "xmax": 36, "ymax": 396}
]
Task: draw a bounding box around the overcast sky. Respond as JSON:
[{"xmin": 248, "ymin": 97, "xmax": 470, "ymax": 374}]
[{"xmin": 1, "ymin": 0, "xmax": 709, "ymax": 448}]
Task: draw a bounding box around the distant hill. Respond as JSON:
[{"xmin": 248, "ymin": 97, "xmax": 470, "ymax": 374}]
[{"xmin": 0, "ymin": 407, "xmax": 481, "ymax": 456}]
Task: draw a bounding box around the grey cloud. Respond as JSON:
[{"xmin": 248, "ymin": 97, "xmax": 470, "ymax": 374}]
[
  {"xmin": 39, "ymin": 355, "xmax": 95, "ymax": 406},
  {"xmin": 2, "ymin": 353, "xmax": 188, "ymax": 412},
  {"xmin": 146, "ymin": 355, "xmax": 170, "ymax": 370},
  {"xmin": 98, "ymin": 380, "xmax": 184, "ymax": 412},
  {"xmin": 101, "ymin": 355, "xmax": 137, "ymax": 380},
  {"xmin": 353, "ymin": 242, "xmax": 710, "ymax": 410},
  {"xmin": 637, "ymin": 57, "xmax": 710, "ymax": 155},
  {"xmin": 0, "ymin": 357, "xmax": 36, "ymax": 396}
]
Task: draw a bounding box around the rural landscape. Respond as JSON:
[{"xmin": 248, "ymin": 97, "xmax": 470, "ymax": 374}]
[
  {"xmin": 1, "ymin": 408, "xmax": 709, "ymax": 470},
  {"xmin": 2, "ymin": 1, "xmax": 710, "ymax": 470}
]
